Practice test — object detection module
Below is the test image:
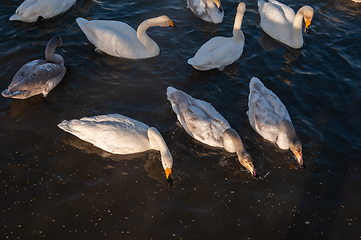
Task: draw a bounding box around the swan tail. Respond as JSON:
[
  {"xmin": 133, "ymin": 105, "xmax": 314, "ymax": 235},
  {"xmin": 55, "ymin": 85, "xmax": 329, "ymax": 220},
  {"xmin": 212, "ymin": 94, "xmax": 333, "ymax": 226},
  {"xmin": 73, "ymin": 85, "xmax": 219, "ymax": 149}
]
[
  {"xmin": 76, "ymin": 17, "xmax": 89, "ymax": 29},
  {"xmin": 249, "ymin": 77, "xmax": 264, "ymax": 92},
  {"xmin": 166, "ymin": 86, "xmax": 178, "ymax": 98},
  {"xmin": 9, "ymin": 14, "xmax": 26, "ymax": 21},
  {"xmin": 187, "ymin": 58, "xmax": 197, "ymax": 66},
  {"xmin": 58, "ymin": 120, "xmax": 72, "ymax": 133}
]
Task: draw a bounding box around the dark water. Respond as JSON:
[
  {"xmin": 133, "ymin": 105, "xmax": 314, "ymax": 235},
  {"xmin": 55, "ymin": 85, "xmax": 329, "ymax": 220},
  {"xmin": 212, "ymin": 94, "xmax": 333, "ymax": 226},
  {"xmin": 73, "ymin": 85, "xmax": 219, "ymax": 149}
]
[{"xmin": 1, "ymin": 0, "xmax": 361, "ymax": 239}]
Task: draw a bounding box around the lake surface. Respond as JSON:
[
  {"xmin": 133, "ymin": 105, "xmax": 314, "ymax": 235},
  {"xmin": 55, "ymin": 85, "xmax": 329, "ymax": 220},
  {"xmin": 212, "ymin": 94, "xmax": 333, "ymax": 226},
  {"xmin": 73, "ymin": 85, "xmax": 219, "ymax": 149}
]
[{"xmin": 1, "ymin": 0, "xmax": 360, "ymax": 239}]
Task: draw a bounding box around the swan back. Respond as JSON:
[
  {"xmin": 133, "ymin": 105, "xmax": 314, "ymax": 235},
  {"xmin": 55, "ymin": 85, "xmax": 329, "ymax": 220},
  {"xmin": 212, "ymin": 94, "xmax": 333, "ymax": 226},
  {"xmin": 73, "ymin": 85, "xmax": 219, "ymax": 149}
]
[
  {"xmin": 167, "ymin": 87, "xmax": 230, "ymax": 148},
  {"xmin": 58, "ymin": 114, "xmax": 152, "ymax": 154},
  {"xmin": 247, "ymin": 77, "xmax": 291, "ymax": 144}
]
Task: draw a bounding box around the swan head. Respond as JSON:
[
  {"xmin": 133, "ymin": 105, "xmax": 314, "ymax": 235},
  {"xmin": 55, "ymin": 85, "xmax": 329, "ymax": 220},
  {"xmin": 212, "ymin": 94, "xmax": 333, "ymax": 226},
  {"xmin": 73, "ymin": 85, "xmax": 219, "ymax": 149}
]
[
  {"xmin": 302, "ymin": 6, "xmax": 314, "ymax": 34},
  {"xmin": 236, "ymin": 2, "xmax": 246, "ymax": 14},
  {"xmin": 290, "ymin": 140, "xmax": 303, "ymax": 167},
  {"xmin": 239, "ymin": 151, "xmax": 259, "ymax": 179},
  {"xmin": 213, "ymin": 0, "xmax": 223, "ymax": 13},
  {"xmin": 154, "ymin": 15, "xmax": 177, "ymax": 28}
]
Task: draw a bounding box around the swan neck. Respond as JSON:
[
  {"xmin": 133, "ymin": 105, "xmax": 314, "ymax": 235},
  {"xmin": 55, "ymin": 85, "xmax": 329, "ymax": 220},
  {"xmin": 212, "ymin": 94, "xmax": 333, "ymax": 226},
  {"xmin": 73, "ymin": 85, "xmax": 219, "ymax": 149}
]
[
  {"xmin": 291, "ymin": 8, "xmax": 305, "ymax": 47},
  {"xmin": 278, "ymin": 120, "xmax": 298, "ymax": 147},
  {"xmin": 45, "ymin": 37, "xmax": 62, "ymax": 64},
  {"xmin": 223, "ymin": 128, "xmax": 246, "ymax": 155},
  {"xmin": 233, "ymin": 10, "xmax": 245, "ymax": 41},
  {"xmin": 137, "ymin": 19, "xmax": 160, "ymax": 54},
  {"xmin": 147, "ymin": 127, "xmax": 173, "ymax": 171}
]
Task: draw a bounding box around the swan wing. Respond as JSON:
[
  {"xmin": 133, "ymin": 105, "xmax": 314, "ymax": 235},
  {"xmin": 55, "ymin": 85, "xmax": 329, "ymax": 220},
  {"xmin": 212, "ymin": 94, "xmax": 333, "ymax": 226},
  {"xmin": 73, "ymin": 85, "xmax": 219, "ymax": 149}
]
[
  {"xmin": 167, "ymin": 87, "xmax": 230, "ymax": 147},
  {"xmin": 58, "ymin": 114, "xmax": 152, "ymax": 155},
  {"xmin": 247, "ymin": 77, "xmax": 291, "ymax": 142},
  {"xmin": 188, "ymin": 37, "xmax": 244, "ymax": 70},
  {"xmin": 76, "ymin": 18, "xmax": 145, "ymax": 58},
  {"xmin": 268, "ymin": 0, "xmax": 295, "ymax": 23},
  {"xmin": 7, "ymin": 60, "xmax": 65, "ymax": 91},
  {"xmin": 258, "ymin": 0, "xmax": 293, "ymax": 43}
]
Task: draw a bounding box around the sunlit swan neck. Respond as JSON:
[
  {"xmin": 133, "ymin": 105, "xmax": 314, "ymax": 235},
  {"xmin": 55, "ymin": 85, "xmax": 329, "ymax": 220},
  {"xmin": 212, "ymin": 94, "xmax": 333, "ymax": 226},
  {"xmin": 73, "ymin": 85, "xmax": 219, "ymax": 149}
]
[
  {"xmin": 277, "ymin": 120, "xmax": 298, "ymax": 149},
  {"xmin": 223, "ymin": 128, "xmax": 254, "ymax": 174},
  {"xmin": 292, "ymin": 6, "xmax": 309, "ymax": 48},
  {"xmin": 45, "ymin": 36, "xmax": 64, "ymax": 64},
  {"xmin": 233, "ymin": 3, "xmax": 246, "ymax": 41},
  {"xmin": 147, "ymin": 127, "xmax": 173, "ymax": 171},
  {"xmin": 137, "ymin": 18, "xmax": 161, "ymax": 55},
  {"xmin": 223, "ymin": 128, "xmax": 246, "ymax": 154}
]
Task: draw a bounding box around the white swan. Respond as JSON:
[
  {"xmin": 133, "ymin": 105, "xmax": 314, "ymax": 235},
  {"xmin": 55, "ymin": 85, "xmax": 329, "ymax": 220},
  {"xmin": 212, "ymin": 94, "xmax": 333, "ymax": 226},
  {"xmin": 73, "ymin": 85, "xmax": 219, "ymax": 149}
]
[
  {"xmin": 187, "ymin": 0, "xmax": 224, "ymax": 24},
  {"xmin": 9, "ymin": 0, "xmax": 76, "ymax": 23},
  {"xmin": 58, "ymin": 114, "xmax": 174, "ymax": 184},
  {"xmin": 247, "ymin": 77, "xmax": 303, "ymax": 167},
  {"xmin": 76, "ymin": 15, "xmax": 176, "ymax": 59},
  {"xmin": 188, "ymin": 3, "xmax": 246, "ymax": 71},
  {"xmin": 2, "ymin": 36, "xmax": 65, "ymax": 99},
  {"xmin": 167, "ymin": 87, "xmax": 258, "ymax": 178},
  {"xmin": 258, "ymin": 0, "xmax": 314, "ymax": 49}
]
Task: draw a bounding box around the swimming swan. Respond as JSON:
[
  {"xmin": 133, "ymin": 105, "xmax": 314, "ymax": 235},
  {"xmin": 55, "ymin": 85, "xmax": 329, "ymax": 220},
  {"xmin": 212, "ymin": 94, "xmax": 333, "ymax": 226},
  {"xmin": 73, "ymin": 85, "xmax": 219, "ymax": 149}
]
[
  {"xmin": 258, "ymin": 0, "xmax": 314, "ymax": 49},
  {"xmin": 167, "ymin": 86, "xmax": 257, "ymax": 178},
  {"xmin": 187, "ymin": 0, "xmax": 224, "ymax": 24},
  {"xmin": 76, "ymin": 15, "xmax": 176, "ymax": 59},
  {"xmin": 2, "ymin": 36, "xmax": 65, "ymax": 99},
  {"xmin": 9, "ymin": 0, "xmax": 76, "ymax": 23},
  {"xmin": 247, "ymin": 77, "xmax": 303, "ymax": 167},
  {"xmin": 58, "ymin": 114, "xmax": 174, "ymax": 184},
  {"xmin": 188, "ymin": 3, "xmax": 246, "ymax": 71}
]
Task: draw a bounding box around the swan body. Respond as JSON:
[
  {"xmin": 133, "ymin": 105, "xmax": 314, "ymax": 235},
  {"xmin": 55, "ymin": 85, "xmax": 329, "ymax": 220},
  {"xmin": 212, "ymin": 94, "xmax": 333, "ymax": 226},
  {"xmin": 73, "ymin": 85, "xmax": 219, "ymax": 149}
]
[
  {"xmin": 167, "ymin": 86, "xmax": 257, "ymax": 177},
  {"xmin": 187, "ymin": 0, "xmax": 224, "ymax": 23},
  {"xmin": 58, "ymin": 114, "xmax": 173, "ymax": 184},
  {"xmin": 247, "ymin": 77, "xmax": 303, "ymax": 166},
  {"xmin": 76, "ymin": 15, "xmax": 176, "ymax": 59},
  {"xmin": 188, "ymin": 3, "xmax": 246, "ymax": 71},
  {"xmin": 9, "ymin": 0, "xmax": 76, "ymax": 23},
  {"xmin": 258, "ymin": 0, "xmax": 314, "ymax": 49},
  {"xmin": 2, "ymin": 36, "xmax": 65, "ymax": 99}
]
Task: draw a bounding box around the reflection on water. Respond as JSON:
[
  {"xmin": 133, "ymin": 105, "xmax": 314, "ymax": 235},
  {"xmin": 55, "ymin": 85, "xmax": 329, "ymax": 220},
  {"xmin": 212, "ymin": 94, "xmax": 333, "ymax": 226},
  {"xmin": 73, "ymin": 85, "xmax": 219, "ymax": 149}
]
[{"xmin": 1, "ymin": 0, "xmax": 361, "ymax": 239}]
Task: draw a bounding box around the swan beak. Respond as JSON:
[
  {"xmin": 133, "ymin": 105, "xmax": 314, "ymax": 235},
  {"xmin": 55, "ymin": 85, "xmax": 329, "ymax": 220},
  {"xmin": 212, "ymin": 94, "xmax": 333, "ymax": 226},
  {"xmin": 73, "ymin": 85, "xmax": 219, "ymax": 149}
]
[
  {"xmin": 169, "ymin": 20, "xmax": 177, "ymax": 28},
  {"xmin": 215, "ymin": 0, "xmax": 223, "ymax": 13},
  {"xmin": 295, "ymin": 153, "xmax": 305, "ymax": 168},
  {"xmin": 252, "ymin": 170, "xmax": 260, "ymax": 180},
  {"xmin": 165, "ymin": 167, "xmax": 173, "ymax": 185},
  {"xmin": 305, "ymin": 20, "xmax": 311, "ymax": 34}
]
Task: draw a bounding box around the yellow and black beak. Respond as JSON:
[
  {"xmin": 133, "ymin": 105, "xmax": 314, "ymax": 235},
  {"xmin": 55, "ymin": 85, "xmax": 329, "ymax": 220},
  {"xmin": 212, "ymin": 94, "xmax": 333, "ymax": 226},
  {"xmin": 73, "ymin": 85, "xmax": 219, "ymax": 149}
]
[
  {"xmin": 215, "ymin": 0, "xmax": 223, "ymax": 13},
  {"xmin": 165, "ymin": 167, "xmax": 173, "ymax": 185},
  {"xmin": 305, "ymin": 19, "xmax": 311, "ymax": 34},
  {"xmin": 169, "ymin": 20, "xmax": 177, "ymax": 28}
]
